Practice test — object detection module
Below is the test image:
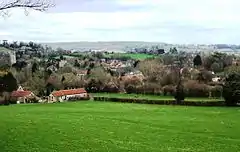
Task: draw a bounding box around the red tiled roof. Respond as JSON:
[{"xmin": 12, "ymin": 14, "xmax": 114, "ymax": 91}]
[
  {"xmin": 11, "ymin": 91, "xmax": 32, "ymax": 97},
  {"xmin": 51, "ymin": 88, "xmax": 87, "ymax": 97}
]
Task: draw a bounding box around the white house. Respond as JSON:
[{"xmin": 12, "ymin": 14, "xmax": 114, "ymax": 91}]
[
  {"xmin": 212, "ymin": 77, "xmax": 221, "ymax": 82},
  {"xmin": 59, "ymin": 60, "xmax": 67, "ymax": 68},
  {"xmin": 76, "ymin": 70, "xmax": 88, "ymax": 80},
  {"xmin": 48, "ymin": 88, "xmax": 88, "ymax": 103}
]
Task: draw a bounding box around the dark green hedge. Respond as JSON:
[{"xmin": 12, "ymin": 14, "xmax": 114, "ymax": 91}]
[{"xmin": 93, "ymin": 97, "xmax": 225, "ymax": 106}]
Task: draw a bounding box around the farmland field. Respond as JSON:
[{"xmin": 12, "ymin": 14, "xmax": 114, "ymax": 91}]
[
  {"xmin": 0, "ymin": 101, "xmax": 239, "ymax": 152},
  {"xmin": 54, "ymin": 52, "xmax": 156, "ymax": 60},
  {"xmin": 105, "ymin": 53, "xmax": 156, "ymax": 60},
  {"xmin": 121, "ymin": 53, "xmax": 156, "ymax": 60},
  {"xmin": 92, "ymin": 93, "xmax": 223, "ymax": 102}
]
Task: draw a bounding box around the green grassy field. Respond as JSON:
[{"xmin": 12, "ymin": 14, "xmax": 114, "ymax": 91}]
[
  {"xmin": 105, "ymin": 53, "xmax": 156, "ymax": 60},
  {"xmin": 54, "ymin": 52, "xmax": 155, "ymax": 60},
  {"xmin": 92, "ymin": 93, "xmax": 223, "ymax": 102},
  {"xmin": 122, "ymin": 53, "xmax": 156, "ymax": 60},
  {"xmin": 0, "ymin": 102, "xmax": 239, "ymax": 152}
]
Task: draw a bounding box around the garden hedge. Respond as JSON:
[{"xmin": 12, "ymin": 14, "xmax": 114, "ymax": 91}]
[{"xmin": 93, "ymin": 97, "xmax": 225, "ymax": 106}]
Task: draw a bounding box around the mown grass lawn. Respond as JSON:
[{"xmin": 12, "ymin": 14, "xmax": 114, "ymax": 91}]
[
  {"xmin": 92, "ymin": 93, "xmax": 223, "ymax": 102},
  {"xmin": 0, "ymin": 102, "xmax": 239, "ymax": 152}
]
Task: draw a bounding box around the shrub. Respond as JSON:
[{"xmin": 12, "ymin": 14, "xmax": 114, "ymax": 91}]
[
  {"xmin": 211, "ymin": 62, "xmax": 223, "ymax": 73},
  {"xmin": 93, "ymin": 97, "xmax": 224, "ymax": 106},
  {"xmin": 209, "ymin": 85, "xmax": 223, "ymax": 98},
  {"xmin": 125, "ymin": 84, "xmax": 136, "ymax": 94},
  {"xmin": 223, "ymin": 73, "xmax": 240, "ymax": 106},
  {"xmin": 133, "ymin": 83, "xmax": 162, "ymax": 95},
  {"xmin": 31, "ymin": 98, "xmax": 39, "ymax": 103},
  {"xmin": 161, "ymin": 73, "xmax": 178, "ymax": 86},
  {"xmin": 196, "ymin": 69, "xmax": 213, "ymax": 83},
  {"xmin": 9, "ymin": 99, "xmax": 17, "ymax": 104},
  {"xmin": 102, "ymin": 83, "xmax": 119, "ymax": 93},
  {"xmin": 162, "ymin": 85, "xmax": 175, "ymax": 96},
  {"xmin": 123, "ymin": 77, "xmax": 142, "ymax": 94},
  {"xmin": 67, "ymin": 95, "xmax": 90, "ymax": 101},
  {"xmin": 184, "ymin": 80, "xmax": 209, "ymax": 97},
  {"xmin": 181, "ymin": 67, "xmax": 191, "ymax": 78},
  {"xmin": 85, "ymin": 79, "xmax": 102, "ymax": 93}
]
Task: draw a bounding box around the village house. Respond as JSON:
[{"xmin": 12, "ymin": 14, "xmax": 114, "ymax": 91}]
[
  {"xmin": 59, "ymin": 60, "xmax": 67, "ymax": 68},
  {"xmin": 11, "ymin": 86, "xmax": 37, "ymax": 104},
  {"xmin": 103, "ymin": 60, "xmax": 129, "ymax": 70},
  {"xmin": 76, "ymin": 70, "xmax": 88, "ymax": 80},
  {"xmin": 46, "ymin": 65, "xmax": 58, "ymax": 72},
  {"xmin": 212, "ymin": 76, "xmax": 221, "ymax": 82},
  {"xmin": 48, "ymin": 88, "xmax": 88, "ymax": 103},
  {"xmin": 122, "ymin": 70, "xmax": 145, "ymax": 82}
]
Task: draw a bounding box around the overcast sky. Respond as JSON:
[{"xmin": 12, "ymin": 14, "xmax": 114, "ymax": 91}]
[{"xmin": 0, "ymin": 0, "xmax": 240, "ymax": 44}]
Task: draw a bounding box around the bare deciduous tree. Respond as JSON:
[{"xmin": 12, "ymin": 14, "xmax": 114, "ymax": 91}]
[{"xmin": 0, "ymin": 0, "xmax": 55, "ymax": 16}]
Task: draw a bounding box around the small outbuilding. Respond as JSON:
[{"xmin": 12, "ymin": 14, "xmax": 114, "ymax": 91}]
[
  {"xmin": 48, "ymin": 88, "xmax": 88, "ymax": 103},
  {"xmin": 11, "ymin": 90, "xmax": 37, "ymax": 104}
]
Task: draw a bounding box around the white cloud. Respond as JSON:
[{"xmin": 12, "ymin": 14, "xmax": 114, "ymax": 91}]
[
  {"xmin": 116, "ymin": 0, "xmax": 152, "ymax": 6},
  {"xmin": 1, "ymin": 0, "xmax": 240, "ymax": 43},
  {"xmin": 0, "ymin": 31, "xmax": 12, "ymax": 36}
]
